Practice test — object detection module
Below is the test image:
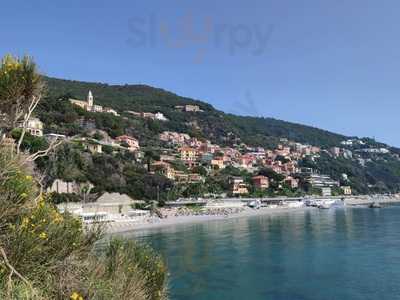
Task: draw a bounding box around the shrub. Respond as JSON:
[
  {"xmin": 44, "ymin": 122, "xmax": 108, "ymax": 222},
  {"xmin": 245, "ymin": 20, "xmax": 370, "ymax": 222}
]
[{"xmin": 0, "ymin": 149, "xmax": 168, "ymax": 299}]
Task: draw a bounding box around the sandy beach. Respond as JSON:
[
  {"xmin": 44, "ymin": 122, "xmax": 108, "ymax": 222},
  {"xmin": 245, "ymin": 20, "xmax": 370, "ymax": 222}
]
[{"xmin": 105, "ymin": 206, "xmax": 315, "ymax": 234}]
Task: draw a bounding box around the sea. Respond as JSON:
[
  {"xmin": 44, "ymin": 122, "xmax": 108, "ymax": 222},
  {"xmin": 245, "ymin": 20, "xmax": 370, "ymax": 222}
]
[{"xmin": 125, "ymin": 205, "xmax": 400, "ymax": 300}]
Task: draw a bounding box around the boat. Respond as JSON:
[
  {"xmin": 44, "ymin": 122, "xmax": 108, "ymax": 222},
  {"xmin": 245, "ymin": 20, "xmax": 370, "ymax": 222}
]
[
  {"xmin": 248, "ymin": 200, "xmax": 262, "ymax": 209},
  {"xmin": 369, "ymin": 202, "xmax": 381, "ymax": 208},
  {"xmin": 318, "ymin": 202, "xmax": 332, "ymax": 209},
  {"xmin": 287, "ymin": 201, "xmax": 305, "ymax": 208},
  {"xmin": 305, "ymin": 199, "xmax": 318, "ymax": 207},
  {"xmin": 318, "ymin": 199, "xmax": 336, "ymax": 209}
]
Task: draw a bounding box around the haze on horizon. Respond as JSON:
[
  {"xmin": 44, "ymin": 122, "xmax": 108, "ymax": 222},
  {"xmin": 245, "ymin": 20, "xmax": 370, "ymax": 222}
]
[{"xmin": 1, "ymin": 0, "xmax": 399, "ymax": 146}]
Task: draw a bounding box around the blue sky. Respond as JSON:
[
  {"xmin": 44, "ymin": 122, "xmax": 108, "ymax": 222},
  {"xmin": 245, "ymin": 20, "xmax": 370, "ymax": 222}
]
[{"xmin": 1, "ymin": 0, "xmax": 400, "ymax": 146}]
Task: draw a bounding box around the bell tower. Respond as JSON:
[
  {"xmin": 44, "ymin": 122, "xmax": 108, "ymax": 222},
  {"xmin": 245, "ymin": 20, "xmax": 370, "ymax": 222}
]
[{"xmin": 87, "ymin": 91, "xmax": 94, "ymax": 107}]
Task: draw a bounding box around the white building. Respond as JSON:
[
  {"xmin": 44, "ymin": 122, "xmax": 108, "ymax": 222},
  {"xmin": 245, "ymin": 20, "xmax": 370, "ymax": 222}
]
[
  {"xmin": 70, "ymin": 91, "xmax": 119, "ymax": 116},
  {"xmin": 155, "ymin": 112, "xmax": 168, "ymax": 121},
  {"xmin": 19, "ymin": 117, "xmax": 44, "ymax": 137}
]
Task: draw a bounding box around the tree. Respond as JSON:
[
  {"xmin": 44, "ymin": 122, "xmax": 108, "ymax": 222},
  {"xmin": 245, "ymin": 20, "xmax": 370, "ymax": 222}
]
[
  {"xmin": 258, "ymin": 167, "xmax": 285, "ymax": 182},
  {"xmin": 0, "ymin": 55, "xmax": 45, "ymax": 153},
  {"xmin": 143, "ymin": 149, "xmax": 160, "ymax": 172}
]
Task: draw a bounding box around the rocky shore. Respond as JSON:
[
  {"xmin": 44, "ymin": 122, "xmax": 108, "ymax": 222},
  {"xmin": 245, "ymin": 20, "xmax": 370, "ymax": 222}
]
[{"xmin": 159, "ymin": 207, "xmax": 245, "ymax": 218}]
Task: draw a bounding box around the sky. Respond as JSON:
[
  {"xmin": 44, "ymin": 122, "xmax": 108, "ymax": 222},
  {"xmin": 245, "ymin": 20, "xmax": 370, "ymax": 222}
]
[{"xmin": 1, "ymin": 0, "xmax": 400, "ymax": 146}]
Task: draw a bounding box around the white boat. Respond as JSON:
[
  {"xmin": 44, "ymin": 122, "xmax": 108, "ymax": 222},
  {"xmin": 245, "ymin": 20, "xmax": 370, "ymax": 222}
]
[
  {"xmin": 318, "ymin": 199, "xmax": 336, "ymax": 209},
  {"xmin": 318, "ymin": 202, "xmax": 332, "ymax": 209},
  {"xmin": 248, "ymin": 200, "xmax": 262, "ymax": 209},
  {"xmin": 287, "ymin": 201, "xmax": 305, "ymax": 208}
]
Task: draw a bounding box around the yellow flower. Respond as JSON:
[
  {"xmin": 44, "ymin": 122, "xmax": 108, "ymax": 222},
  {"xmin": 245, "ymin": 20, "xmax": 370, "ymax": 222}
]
[
  {"xmin": 25, "ymin": 175, "xmax": 32, "ymax": 181},
  {"xmin": 39, "ymin": 232, "xmax": 47, "ymax": 240},
  {"xmin": 70, "ymin": 291, "xmax": 83, "ymax": 300},
  {"xmin": 20, "ymin": 193, "xmax": 28, "ymax": 198},
  {"xmin": 21, "ymin": 217, "xmax": 29, "ymax": 229},
  {"xmin": 53, "ymin": 215, "xmax": 63, "ymax": 224}
]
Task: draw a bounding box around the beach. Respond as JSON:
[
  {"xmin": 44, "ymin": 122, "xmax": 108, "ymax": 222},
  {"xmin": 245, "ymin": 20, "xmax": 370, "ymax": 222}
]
[
  {"xmin": 105, "ymin": 206, "xmax": 314, "ymax": 234},
  {"xmin": 89, "ymin": 195, "xmax": 400, "ymax": 234}
]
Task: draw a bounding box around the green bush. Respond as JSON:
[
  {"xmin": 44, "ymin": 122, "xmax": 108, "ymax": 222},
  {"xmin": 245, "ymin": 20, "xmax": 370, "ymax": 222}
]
[{"xmin": 0, "ymin": 149, "xmax": 168, "ymax": 299}]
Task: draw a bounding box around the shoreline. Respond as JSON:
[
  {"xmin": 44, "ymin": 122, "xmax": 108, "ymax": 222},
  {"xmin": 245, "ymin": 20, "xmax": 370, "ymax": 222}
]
[
  {"xmin": 106, "ymin": 206, "xmax": 314, "ymax": 234},
  {"xmin": 92, "ymin": 196, "xmax": 400, "ymax": 235}
]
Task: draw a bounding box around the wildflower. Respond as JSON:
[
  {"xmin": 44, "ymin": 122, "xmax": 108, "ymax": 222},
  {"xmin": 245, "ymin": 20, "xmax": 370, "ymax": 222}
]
[
  {"xmin": 20, "ymin": 193, "xmax": 28, "ymax": 198},
  {"xmin": 25, "ymin": 175, "xmax": 32, "ymax": 181},
  {"xmin": 39, "ymin": 232, "xmax": 47, "ymax": 240},
  {"xmin": 53, "ymin": 215, "xmax": 63, "ymax": 224},
  {"xmin": 70, "ymin": 291, "xmax": 83, "ymax": 300},
  {"xmin": 21, "ymin": 217, "xmax": 29, "ymax": 229}
]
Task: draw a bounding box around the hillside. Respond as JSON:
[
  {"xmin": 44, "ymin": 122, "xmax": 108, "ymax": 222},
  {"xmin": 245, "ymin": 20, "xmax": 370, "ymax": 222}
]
[
  {"xmin": 44, "ymin": 77, "xmax": 348, "ymax": 149},
  {"xmin": 33, "ymin": 76, "xmax": 400, "ymax": 197}
]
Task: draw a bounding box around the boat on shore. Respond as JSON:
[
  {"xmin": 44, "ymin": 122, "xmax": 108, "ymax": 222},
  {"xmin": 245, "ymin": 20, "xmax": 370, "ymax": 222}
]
[
  {"xmin": 317, "ymin": 199, "xmax": 344, "ymax": 209},
  {"xmin": 318, "ymin": 202, "xmax": 332, "ymax": 209},
  {"xmin": 248, "ymin": 200, "xmax": 262, "ymax": 209}
]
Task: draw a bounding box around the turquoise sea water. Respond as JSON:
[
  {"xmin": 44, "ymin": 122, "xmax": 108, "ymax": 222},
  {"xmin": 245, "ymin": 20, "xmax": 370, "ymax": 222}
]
[{"xmin": 126, "ymin": 206, "xmax": 400, "ymax": 300}]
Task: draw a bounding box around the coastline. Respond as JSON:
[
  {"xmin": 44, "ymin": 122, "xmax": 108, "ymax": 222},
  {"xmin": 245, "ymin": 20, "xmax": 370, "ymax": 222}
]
[
  {"xmin": 89, "ymin": 196, "xmax": 400, "ymax": 235},
  {"xmin": 106, "ymin": 206, "xmax": 314, "ymax": 234}
]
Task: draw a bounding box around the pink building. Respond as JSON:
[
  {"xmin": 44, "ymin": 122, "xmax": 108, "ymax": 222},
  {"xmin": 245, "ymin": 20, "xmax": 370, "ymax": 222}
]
[
  {"xmin": 116, "ymin": 135, "xmax": 139, "ymax": 151},
  {"xmin": 252, "ymin": 176, "xmax": 269, "ymax": 189}
]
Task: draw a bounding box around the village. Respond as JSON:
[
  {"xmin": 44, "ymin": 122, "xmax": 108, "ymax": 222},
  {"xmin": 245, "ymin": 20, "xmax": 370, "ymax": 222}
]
[{"xmin": 13, "ymin": 90, "xmax": 366, "ymax": 201}]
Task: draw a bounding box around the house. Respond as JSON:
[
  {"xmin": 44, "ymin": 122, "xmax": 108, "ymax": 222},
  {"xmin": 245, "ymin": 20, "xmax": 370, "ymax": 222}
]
[
  {"xmin": 304, "ymin": 173, "xmax": 339, "ymax": 188},
  {"xmin": 115, "ymin": 135, "xmax": 139, "ymax": 151},
  {"xmin": 231, "ymin": 177, "xmax": 249, "ymax": 195},
  {"xmin": 240, "ymin": 154, "xmax": 255, "ymax": 169},
  {"xmin": 159, "ymin": 131, "xmax": 191, "ymax": 145},
  {"xmin": 341, "ymin": 186, "xmax": 352, "ymax": 195},
  {"xmin": 47, "ymin": 179, "xmax": 94, "ymax": 195},
  {"xmin": 252, "ymin": 175, "xmax": 269, "ymax": 189},
  {"xmin": 151, "ymin": 161, "xmax": 175, "ymax": 180},
  {"xmin": 19, "ymin": 117, "xmax": 43, "ymax": 137},
  {"xmin": 155, "ymin": 112, "xmax": 168, "ymax": 121},
  {"xmin": 93, "ymin": 193, "xmax": 145, "ymax": 214},
  {"xmin": 81, "ymin": 139, "xmax": 103, "ymax": 154},
  {"xmin": 103, "ymin": 107, "xmax": 119, "ymax": 116},
  {"xmin": 174, "ymin": 171, "xmax": 189, "ymax": 182},
  {"xmin": 211, "ymin": 158, "xmax": 225, "ymax": 169},
  {"xmin": 188, "ymin": 173, "xmax": 205, "ymax": 183},
  {"xmin": 126, "ymin": 111, "xmax": 167, "ymax": 121},
  {"xmin": 175, "ymin": 104, "xmax": 203, "ymax": 112},
  {"xmin": 180, "ymin": 147, "xmax": 197, "ymax": 166},
  {"xmin": 329, "ymin": 147, "xmax": 341, "ymax": 157},
  {"xmin": 284, "ymin": 177, "xmax": 299, "ymax": 189}
]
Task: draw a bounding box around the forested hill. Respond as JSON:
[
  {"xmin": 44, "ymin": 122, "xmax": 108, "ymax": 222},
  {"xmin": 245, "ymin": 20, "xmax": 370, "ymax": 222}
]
[{"xmin": 44, "ymin": 76, "xmax": 348, "ymax": 149}]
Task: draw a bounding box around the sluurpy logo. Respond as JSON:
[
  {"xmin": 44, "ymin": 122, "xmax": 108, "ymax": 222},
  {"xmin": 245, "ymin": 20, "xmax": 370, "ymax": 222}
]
[{"xmin": 127, "ymin": 12, "xmax": 274, "ymax": 63}]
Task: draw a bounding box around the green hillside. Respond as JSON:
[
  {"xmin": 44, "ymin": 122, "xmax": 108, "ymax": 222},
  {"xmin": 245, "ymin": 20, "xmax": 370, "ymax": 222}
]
[
  {"xmin": 35, "ymin": 77, "xmax": 400, "ymax": 196},
  {"xmin": 44, "ymin": 77, "xmax": 347, "ymax": 149}
]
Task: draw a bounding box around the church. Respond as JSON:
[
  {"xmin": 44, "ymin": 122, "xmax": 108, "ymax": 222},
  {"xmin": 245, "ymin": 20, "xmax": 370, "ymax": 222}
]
[{"xmin": 69, "ymin": 91, "xmax": 119, "ymax": 116}]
